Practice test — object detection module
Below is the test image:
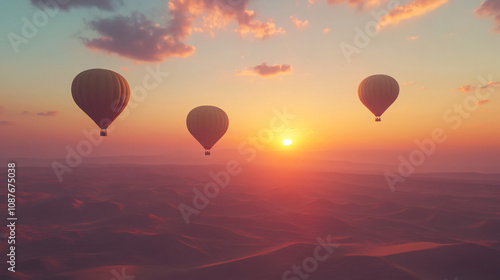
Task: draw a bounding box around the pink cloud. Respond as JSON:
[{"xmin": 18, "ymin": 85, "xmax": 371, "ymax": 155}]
[
  {"xmin": 378, "ymin": 0, "xmax": 449, "ymax": 28},
  {"xmin": 238, "ymin": 62, "xmax": 292, "ymax": 77},
  {"xmin": 481, "ymin": 81, "xmax": 500, "ymax": 89},
  {"xmin": 237, "ymin": 18, "xmax": 286, "ymax": 39},
  {"xmin": 476, "ymin": 99, "xmax": 489, "ymax": 105},
  {"xmin": 323, "ymin": 0, "xmax": 386, "ymax": 10},
  {"xmin": 454, "ymin": 81, "xmax": 500, "ymax": 92},
  {"xmin": 314, "ymin": 0, "xmax": 448, "ymax": 27},
  {"xmin": 166, "ymin": 0, "xmax": 284, "ymax": 39},
  {"xmin": 84, "ymin": 1, "xmax": 284, "ymax": 62},
  {"xmin": 476, "ymin": 0, "xmax": 500, "ymax": 33},
  {"xmin": 290, "ymin": 15, "xmax": 309, "ymax": 29},
  {"xmin": 36, "ymin": 111, "xmax": 58, "ymax": 117},
  {"xmin": 453, "ymin": 85, "xmax": 474, "ymax": 92},
  {"xmin": 84, "ymin": 13, "xmax": 195, "ymax": 63}
]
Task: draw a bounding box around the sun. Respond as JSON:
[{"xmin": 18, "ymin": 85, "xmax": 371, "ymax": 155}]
[{"xmin": 283, "ymin": 139, "xmax": 292, "ymax": 146}]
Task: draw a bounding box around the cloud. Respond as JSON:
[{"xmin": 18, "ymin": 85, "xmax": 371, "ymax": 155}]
[
  {"xmin": 30, "ymin": 0, "xmax": 122, "ymax": 11},
  {"xmin": 36, "ymin": 111, "xmax": 58, "ymax": 116},
  {"xmin": 166, "ymin": 0, "xmax": 284, "ymax": 39},
  {"xmin": 83, "ymin": 1, "xmax": 284, "ymax": 62},
  {"xmin": 454, "ymin": 81, "xmax": 500, "ymax": 92},
  {"xmin": 453, "ymin": 85, "xmax": 474, "ymax": 92},
  {"xmin": 322, "ymin": 0, "xmax": 386, "ymax": 10},
  {"xmin": 314, "ymin": 0, "xmax": 447, "ymax": 28},
  {"xmin": 237, "ymin": 62, "xmax": 292, "ymax": 77},
  {"xmin": 323, "ymin": 28, "xmax": 331, "ymax": 33},
  {"xmin": 84, "ymin": 13, "xmax": 195, "ymax": 62},
  {"xmin": 407, "ymin": 35, "xmax": 418, "ymax": 40},
  {"xmin": 476, "ymin": 0, "xmax": 500, "ymax": 33},
  {"xmin": 0, "ymin": 121, "xmax": 14, "ymax": 126},
  {"xmin": 476, "ymin": 99, "xmax": 489, "ymax": 105},
  {"xmin": 237, "ymin": 19, "xmax": 286, "ymax": 39},
  {"xmin": 481, "ymin": 81, "xmax": 500, "ymax": 89},
  {"xmin": 290, "ymin": 15, "xmax": 309, "ymax": 29},
  {"xmin": 121, "ymin": 66, "xmax": 129, "ymax": 71},
  {"xmin": 403, "ymin": 81, "xmax": 416, "ymax": 86},
  {"xmin": 21, "ymin": 110, "xmax": 29, "ymax": 115},
  {"xmin": 378, "ymin": 0, "xmax": 449, "ymax": 28}
]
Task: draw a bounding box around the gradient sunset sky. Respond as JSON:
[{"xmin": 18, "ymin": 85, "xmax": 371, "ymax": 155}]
[{"xmin": 1, "ymin": 0, "xmax": 499, "ymax": 170}]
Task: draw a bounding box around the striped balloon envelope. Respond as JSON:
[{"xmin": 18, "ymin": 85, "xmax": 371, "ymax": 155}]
[
  {"xmin": 186, "ymin": 106, "xmax": 229, "ymax": 155},
  {"xmin": 358, "ymin": 74, "xmax": 399, "ymax": 122},
  {"xmin": 71, "ymin": 69, "xmax": 130, "ymax": 136}
]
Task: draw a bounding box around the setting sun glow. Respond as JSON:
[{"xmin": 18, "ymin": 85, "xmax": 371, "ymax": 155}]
[{"xmin": 283, "ymin": 139, "xmax": 292, "ymax": 146}]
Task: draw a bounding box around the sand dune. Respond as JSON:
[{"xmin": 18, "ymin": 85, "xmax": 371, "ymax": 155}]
[{"xmin": 1, "ymin": 164, "xmax": 499, "ymax": 279}]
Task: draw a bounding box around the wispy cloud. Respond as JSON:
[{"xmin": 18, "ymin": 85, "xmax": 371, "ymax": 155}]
[
  {"xmin": 36, "ymin": 111, "xmax": 58, "ymax": 116},
  {"xmin": 237, "ymin": 62, "xmax": 292, "ymax": 77},
  {"xmin": 321, "ymin": 0, "xmax": 387, "ymax": 10},
  {"xmin": 454, "ymin": 81, "xmax": 500, "ymax": 92},
  {"xmin": 378, "ymin": 0, "xmax": 449, "ymax": 28},
  {"xmin": 290, "ymin": 15, "xmax": 309, "ymax": 29},
  {"xmin": 312, "ymin": 0, "xmax": 448, "ymax": 28},
  {"xmin": 481, "ymin": 81, "xmax": 500, "ymax": 89},
  {"xmin": 30, "ymin": 0, "xmax": 123, "ymax": 11},
  {"xmin": 454, "ymin": 85, "xmax": 474, "ymax": 92},
  {"xmin": 476, "ymin": 99, "xmax": 489, "ymax": 105},
  {"xmin": 0, "ymin": 121, "xmax": 14, "ymax": 126}
]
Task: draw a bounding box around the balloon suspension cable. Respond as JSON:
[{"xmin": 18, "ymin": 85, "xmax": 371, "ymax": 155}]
[
  {"xmin": 375, "ymin": 116, "xmax": 381, "ymax": 122},
  {"xmin": 205, "ymin": 150, "xmax": 211, "ymax": 156},
  {"xmin": 100, "ymin": 129, "xmax": 108, "ymax": 136}
]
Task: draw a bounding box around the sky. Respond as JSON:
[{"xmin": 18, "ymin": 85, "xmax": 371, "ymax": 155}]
[{"xmin": 0, "ymin": 0, "xmax": 499, "ymax": 171}]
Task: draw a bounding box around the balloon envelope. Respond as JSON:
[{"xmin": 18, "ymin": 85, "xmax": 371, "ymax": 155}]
[
  {"xmin": 186, "ymin": 106, "xmax": 229, "ymax": 155},
  {"xmin": 358, "ymin": 74, "xmax": 399, "ymax": 122},
  {"xmin": 71, "ymin": 69, "xmax": 130, "ymax": 136}
]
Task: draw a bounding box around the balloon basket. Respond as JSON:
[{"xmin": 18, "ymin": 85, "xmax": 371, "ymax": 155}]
[
  {"xmin": 100, "ymin": 129, "xmax": 107, "ymax": 136},
  {"xmin": 375, "ymin": 117, "xmax": 381, "ymax": 122},
  {"xmin": 205, "ymin": 150, "xmax": 211, "ymax": 156}
]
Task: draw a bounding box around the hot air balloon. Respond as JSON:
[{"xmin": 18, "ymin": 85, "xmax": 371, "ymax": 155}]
[
  {"xmin": 71, "ymin": 69, "xmax": 130, "ymax": 136},
  {"xmin": 358, "ymin": 74, "xmax": 399, "ymax": 122},
  {"xmin": 186, "ymin": 106, "xmax": 229, "ymax": 155}
]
